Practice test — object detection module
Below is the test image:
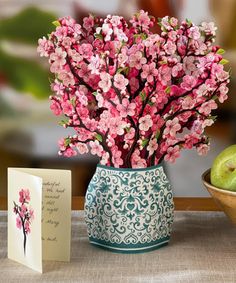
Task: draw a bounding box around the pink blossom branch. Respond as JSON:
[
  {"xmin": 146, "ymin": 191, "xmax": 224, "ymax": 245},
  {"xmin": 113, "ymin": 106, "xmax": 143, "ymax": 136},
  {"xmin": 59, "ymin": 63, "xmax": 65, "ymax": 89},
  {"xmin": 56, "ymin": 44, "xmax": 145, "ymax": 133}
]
[
  {"xmin": 125, "ymin": 80, "xmax": 157, "ymax": 167},
  {"xmin": 158, "ymin": 74, "xmax": 211, "ymax": 116},
  {"xmin": 131, "ymin": 70, "xmax": 147, "ymax": 101},
  {"xmin": 158, "ymin": 138, "xmax": 208, "ymax": 164},
  {"xmin": 152, "ymin": 76, "xmax": 228, "ymax": 161},
  {"xmin": 112, "ymin": 83, "xmax": 122, "ymax": 103},
  {"xmin": 38, "ymin": 13, "xmax": 230, "ymax": 168},
  {"xmin": 77, "ymin": 115, "xmax": 114, "ymax": 166},
  {"xmin": 66, "ymin": 57, "xmax": 94, "ymax": 92}
]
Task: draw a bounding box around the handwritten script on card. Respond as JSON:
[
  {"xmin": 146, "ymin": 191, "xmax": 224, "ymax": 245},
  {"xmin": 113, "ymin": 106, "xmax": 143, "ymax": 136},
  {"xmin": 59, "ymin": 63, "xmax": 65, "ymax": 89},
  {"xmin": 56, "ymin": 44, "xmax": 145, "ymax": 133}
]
[
  {"xmin": 39, "ymin": 170, "xmax": 71, "ymax": 262},
  {"xmin": 42, "ymin": 181, "xmax": 64, "ymax": 242}
]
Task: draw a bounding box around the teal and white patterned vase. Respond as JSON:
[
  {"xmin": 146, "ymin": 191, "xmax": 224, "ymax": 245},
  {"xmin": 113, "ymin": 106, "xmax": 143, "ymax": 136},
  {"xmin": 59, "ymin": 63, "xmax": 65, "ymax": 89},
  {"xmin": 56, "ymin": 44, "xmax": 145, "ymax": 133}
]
[{"xmin": 84, "ymin": 164, "xmax": 174, "ymax": 253}]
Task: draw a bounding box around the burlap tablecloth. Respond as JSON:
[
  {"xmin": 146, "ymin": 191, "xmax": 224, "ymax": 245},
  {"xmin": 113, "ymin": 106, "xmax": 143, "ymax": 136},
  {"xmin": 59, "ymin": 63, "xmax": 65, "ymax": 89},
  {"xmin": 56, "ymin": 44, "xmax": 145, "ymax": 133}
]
[{"xmin": 0, "ymin": 211, "xmax": 236, "ymax": 283}]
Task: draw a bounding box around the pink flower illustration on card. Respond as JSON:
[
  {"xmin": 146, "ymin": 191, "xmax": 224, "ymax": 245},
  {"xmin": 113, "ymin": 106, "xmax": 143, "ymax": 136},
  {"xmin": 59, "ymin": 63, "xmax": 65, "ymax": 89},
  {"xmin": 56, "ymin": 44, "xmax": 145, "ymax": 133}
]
[{"xmin": 13, "ymin": 189, "xmax": 34, "ymax": 255}]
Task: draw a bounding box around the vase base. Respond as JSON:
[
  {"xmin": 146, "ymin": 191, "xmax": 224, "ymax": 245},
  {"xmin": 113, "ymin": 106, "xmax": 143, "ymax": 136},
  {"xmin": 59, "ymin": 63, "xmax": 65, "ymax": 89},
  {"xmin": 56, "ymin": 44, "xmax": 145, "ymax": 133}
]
[{"xmin": 89, "ymin": 237, "xmax": 170, "ymax": 254}]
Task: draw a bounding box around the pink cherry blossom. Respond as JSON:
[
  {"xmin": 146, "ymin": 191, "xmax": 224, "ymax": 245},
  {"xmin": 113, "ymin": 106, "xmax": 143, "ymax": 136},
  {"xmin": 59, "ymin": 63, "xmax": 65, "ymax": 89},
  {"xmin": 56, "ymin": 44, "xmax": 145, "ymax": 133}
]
[
  {"xmin": 83, "ymin": 15, "xmax": 94, "ymax": 30},
  {"xmin": 113, "ymin": 74, "xmax": 129, "ymax": 92},
  {"xmin": 19, "ymin": 189, "xmax": 30, "ymax": 204},
  {"xmin": 182, "ymin": 96, "xmax": 195, "ymax": 109},
  {"xmin": 78, "ymin": 63, "xmax": 91, "ymax": 82},
  {"xmin": 147, "ymin": 139, "xmax": 158, "ymax": 155},
  {"xmin": 164, "ymin": 145, "xmax": 180, "ymax": 163},
  {"xmin": 24, "ymin": 221, "xmax": 31, "ymax": 234},
  {"xmin": 98, "ymin": 72, "xmax": 112, "ymax": 93},
  {"xmin": 95, "ymin": 92, "xmax": 104, "ymax": 108},
  {"xmin": 215, "ymin": 69, "xmax": 229, "ymax": 82},
  {"xmin": 160, "ymin": 16, "xmax": 172, "ymax": 31},
  {"xmin": 55, "ymin": 26, "xmax": 68, "ymax": 39},
  {"xmin": 125, "ymin": 127, "xmax": 135, "ymax": 140},
  {"xmin": 77, "ymin": 142, "xmax": 89, "ymax": 154},
  {"xmin": 199, "ymin": 100, "xmax": 218, "ymax": 115},
  {"xmin": 79, "ymin": 43, "xmax": 93, "ymax": 59},
  {"xmin": 20, "ymin": 204, "xmax": 27, "ymax": 215},
  {"xmin": 170, "ymin": 17, "xmax": 178, "ymax": 27},
  {"xmin": 197, "ymin": 143, "xmax": 209, "ymax": 155},
  {"xmin": 58, "ymin": 138, "xmax": 66, "ymax": 151},
  {"xmin": 89, "ymin": 140, "xmax": 103, "ymax": 157},
  {"xmin": 131, "ymin": 150, "xmax": 147, "ymax": 168},
  {"xmin": 141, "ymin": 63, "xmax": 158, "ymax": 83},
  {"xmin": 60, "ymin": 16, "xmax": 76, "ymax": 27},
  {"xmin": 110, "ymin": 15, "xmax": 121, "ymax": 26},
  {"xmin": 84, "ymin": 118, "xmax": 98, "ymax": 131},
  {"xmin": 29, "ymin": 208, "xmax": 34, "ymax": 220},
  {"xmin": 201, "ymin": 22, "xmax": 217, "ymax": 36},
  {"xmin": 68, "ymin": 49, "xmax": 82, "ymax": 63},
  {"xmin": 158, "ymin": 65, "xmax": 172, "ymax": 84},
  {"xmin": 62, "ymin": 37, "xmax": 72, "ymax": 48},
  {"xmin": 129, "ymin": 76, "xmax": 139, "ymax": 92},
  {"xmin": 139, "ymin": 115, "xmax": 153, "ymax": 131},
  {"xmin": 188, "ymin": 26, "xmax": 201, "ymax": 40},
  {"xmin": 163, "ymin": 118, "xmax": 181, "ymax": 138},
  {"xmin": 112, "ymin": 147, "xmax": 123, "ymax": 167},
  {"xmin": 218, "ymin": 85, "xmax": 229, "ymax": 103},
  {"xmin": 37, "ymin": 36, "xmax": 53, "ymax": 57},
  {"xmin": 172, "ymin": 63, "xmax": 183, "ymax": 77},
  {"xmin": 50, "ymin": 100, "xmax": 62, "ymax": 116},
  {"xmin": 138, "ymin": 10, "xmax": 151, "ymax": 30},
  {"xmin": 97, "ymin": 23, "xmax": 113, "ymax": 41},
  {"xmin": 118, "ymin": 51, "xmax": 128, "ymax": 67},
  {"xmin": 50, "ymin": 47, "xmax": 67, "ymax": 67},
  {"xmin": 196, "ymin": 84, "xmax": 209, "ymax": 96},
  {"xmin": 88, "ymin": 55, "xmax": 101, "ymax": 74},
  {"xmin": 64, "ymin": 147, "xmax": 77, "ymax": 157},
  {"xmin": 62, "ymin": 101, "xmax": 74, "ymax": 115},
  {"xmin": 129, "ymin": 51, "xmax": 147, "ymax": 69},
  {"xmin": 51, "ymin": 80, "xmax": 65, "ymax": 96},
  {"xmin": 109, "ymin": 117, "xmax": 128, "ymax": 136},
  {"xmin": 164, "ymin": 40, "xmax": 176, "ymax": 55},
  {"xmin": 16, "ymin": 217, "xmax": 22, "ymax": 229},
  {"xmin": 181, "ymin": 75, "xmax": 197, "ymax": 91},
  {"xmin": 117, "ymin": 98, "xmax": 136, "ymax": 117},
  {"xmin": 184, "ymin": 133, "xmax": 200, "ymax": 149},
  {"xmin": 183, "ymin": 56, "xmax": 197, "ymax": 75},
  {"xmin": 76, "ymin": 90, "xmax": 88, "ymax": 106},
  {"xmin": 100, "ymin": 152, "xmax": 110, "ymax": 165},
  {"xmin": 202, "ymin": 119, "xmax": 214, "ymax": 129},
  {"xmin": 58, "ymin": 71, "xmax": 75, "ymax": 86},
  {"xmin": 155, "ymin": 91, "xmax": 168, "ymax": 109},
  {"xmin": 104, "ymin": 41, "xmax": 116, "ymax": 58}
]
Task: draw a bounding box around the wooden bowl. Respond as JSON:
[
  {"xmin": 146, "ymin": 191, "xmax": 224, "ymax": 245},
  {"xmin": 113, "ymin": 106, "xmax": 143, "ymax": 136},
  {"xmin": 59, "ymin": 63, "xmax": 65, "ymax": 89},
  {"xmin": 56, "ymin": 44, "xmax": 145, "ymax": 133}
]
[{"xmin": 202, "ymin": 169, "xmax": 236, "ymax": 224}]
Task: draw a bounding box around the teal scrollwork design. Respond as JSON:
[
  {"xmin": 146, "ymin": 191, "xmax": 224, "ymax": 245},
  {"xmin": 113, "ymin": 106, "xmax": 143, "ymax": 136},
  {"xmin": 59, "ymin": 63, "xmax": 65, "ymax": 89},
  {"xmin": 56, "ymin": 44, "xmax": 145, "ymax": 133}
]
[{"xmin": 84, "ymin": 164, "xmax": 174, "ymax": 253}]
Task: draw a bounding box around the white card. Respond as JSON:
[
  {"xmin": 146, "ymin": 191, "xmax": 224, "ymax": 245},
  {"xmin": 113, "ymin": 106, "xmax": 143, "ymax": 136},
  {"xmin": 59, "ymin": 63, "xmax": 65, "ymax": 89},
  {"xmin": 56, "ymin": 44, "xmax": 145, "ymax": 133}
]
[{"xmin": 8, "ymin": 168, "xmax": 71, "ymax": 273}]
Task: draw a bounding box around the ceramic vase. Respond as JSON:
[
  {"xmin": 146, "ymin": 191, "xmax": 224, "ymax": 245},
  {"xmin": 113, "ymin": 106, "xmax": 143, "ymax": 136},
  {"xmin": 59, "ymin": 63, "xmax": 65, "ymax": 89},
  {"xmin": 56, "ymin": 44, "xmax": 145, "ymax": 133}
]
[{"xmin": 84, "ymin": 164, "xmax": 174, "ymax": 253}]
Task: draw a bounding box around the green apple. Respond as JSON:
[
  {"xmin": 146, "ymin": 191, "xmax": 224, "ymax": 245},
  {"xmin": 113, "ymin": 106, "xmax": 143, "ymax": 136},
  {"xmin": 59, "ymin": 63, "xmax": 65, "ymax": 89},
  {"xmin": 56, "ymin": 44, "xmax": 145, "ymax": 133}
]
[{"xmin": 211, "ymin": 145, "xmax": 236, "ymax": 191}]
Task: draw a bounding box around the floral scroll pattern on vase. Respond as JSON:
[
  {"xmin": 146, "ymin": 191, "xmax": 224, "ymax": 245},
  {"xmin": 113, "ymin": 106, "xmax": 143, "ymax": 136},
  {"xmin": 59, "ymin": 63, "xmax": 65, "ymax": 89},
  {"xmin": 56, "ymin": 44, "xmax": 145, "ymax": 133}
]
[{"xmin": 85, "ymin": 165, "xmax": 174, "ymax": 253}]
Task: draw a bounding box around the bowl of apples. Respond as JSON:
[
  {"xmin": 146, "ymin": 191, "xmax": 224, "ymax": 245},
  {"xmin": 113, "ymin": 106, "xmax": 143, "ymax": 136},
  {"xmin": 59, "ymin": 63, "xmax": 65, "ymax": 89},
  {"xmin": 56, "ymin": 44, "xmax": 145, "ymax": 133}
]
[{"xmin": 202, "ymin": 145, "xmax": 236, "ymax": 224}]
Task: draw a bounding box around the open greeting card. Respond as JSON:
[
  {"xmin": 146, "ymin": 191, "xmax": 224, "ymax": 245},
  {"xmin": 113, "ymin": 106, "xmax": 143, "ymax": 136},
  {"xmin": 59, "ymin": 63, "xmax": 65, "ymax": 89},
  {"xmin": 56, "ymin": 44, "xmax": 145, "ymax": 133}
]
[{"xmin": 8, "ymin": 168, "xmax": 71, "ymax": 273}]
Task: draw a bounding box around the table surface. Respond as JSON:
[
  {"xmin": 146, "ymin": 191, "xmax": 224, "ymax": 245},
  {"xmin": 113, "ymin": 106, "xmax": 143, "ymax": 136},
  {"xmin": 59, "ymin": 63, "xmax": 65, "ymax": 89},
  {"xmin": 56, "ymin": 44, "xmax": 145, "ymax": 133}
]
[{"xmin": 1, "ymin": 211, "xmax": 236, "ymax": 283}]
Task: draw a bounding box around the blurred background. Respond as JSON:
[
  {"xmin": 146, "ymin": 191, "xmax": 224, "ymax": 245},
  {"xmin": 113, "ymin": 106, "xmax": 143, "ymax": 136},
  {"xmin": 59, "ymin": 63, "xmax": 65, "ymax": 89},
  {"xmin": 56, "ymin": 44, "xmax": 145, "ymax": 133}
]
[{"xmin": 0, "ymin": 0, "xmax": 235, "ymax": 200}]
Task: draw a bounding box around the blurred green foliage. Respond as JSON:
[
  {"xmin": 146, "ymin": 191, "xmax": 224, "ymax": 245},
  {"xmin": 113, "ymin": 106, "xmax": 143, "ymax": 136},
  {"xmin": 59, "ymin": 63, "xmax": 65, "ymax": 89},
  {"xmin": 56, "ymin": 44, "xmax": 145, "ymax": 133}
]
[
  {"xmin": 0, "ymin": 7, "xmax": 56, "ymax": 99},
  {"xmin": 0, "ymin": 48, "xmax": 51, "ymax": 99}
]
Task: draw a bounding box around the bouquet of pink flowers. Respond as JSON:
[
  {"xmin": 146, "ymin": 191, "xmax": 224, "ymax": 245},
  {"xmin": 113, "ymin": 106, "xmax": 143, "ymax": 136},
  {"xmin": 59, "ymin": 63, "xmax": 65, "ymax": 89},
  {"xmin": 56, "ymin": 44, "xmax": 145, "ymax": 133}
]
[{"xmin": 38, "ymin": 11, "xmax": 230, "ymax": 168}]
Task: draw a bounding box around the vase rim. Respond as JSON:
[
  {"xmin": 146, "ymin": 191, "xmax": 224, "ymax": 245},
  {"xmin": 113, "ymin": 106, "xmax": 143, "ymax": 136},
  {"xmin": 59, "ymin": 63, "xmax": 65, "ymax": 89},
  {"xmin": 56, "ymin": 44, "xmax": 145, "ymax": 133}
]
[{"xmin": 97, "ymin": 163, "xmax": 163, "ymax": 172}]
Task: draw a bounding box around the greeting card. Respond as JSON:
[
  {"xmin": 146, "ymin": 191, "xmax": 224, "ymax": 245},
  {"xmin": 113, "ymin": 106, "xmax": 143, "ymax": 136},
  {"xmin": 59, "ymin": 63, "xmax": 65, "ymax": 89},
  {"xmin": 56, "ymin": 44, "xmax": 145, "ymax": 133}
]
[{"xmin": 8, "ymin": 168, "xmax": 71, "ymax": 273}]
